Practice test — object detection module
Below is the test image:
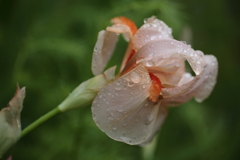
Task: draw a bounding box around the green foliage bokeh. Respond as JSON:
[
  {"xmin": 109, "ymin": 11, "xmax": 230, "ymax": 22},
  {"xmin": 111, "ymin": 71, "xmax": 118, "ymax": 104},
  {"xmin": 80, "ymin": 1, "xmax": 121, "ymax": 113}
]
[{"xmin": 0, "ymin": 0, "xmax": 239, "ymax": 159}]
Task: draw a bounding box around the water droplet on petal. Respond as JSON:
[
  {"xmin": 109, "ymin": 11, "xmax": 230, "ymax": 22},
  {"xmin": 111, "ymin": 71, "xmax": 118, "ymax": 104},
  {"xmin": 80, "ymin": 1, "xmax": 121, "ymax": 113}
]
[
  {"xmin": 117, "ymin": 107, "xmax": 123, "ymax": 112},
  {"xmin": 128, "ymin": 81, "xmax": 135, "ymax": 87},
  {"xmin": 94, "ymin": 47, "xmax": 99, "ymax": 52},
  {"xmin": 146, "ymin": 60, "xmax": 154, "ymax": 67},
  {"xmin": 130, "ymin": 71, "xmax": 141, "ymax": 83},
  {"xmin": 112, "ymin": 126, "xmax": 118, "ymax": 131},
  {"xmin": 144, "ymin": 18, "xmax": 148, "ymax": 23}
]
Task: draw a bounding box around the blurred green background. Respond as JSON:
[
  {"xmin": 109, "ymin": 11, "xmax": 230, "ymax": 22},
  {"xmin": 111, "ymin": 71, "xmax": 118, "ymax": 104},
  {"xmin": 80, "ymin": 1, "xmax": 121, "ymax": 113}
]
[{"xmin": 0, "ymin": 0, "xmax": 239, "ymax": 159}]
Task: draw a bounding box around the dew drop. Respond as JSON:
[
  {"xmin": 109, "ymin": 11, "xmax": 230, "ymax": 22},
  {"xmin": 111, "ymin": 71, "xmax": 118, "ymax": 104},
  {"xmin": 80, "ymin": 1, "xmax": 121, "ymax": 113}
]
[
  {"xmin": 116, "ymin": 79, "xmax": 122, "ymax": 85},
  {"xmin": 94, "ymin": 47, "xmax": 99, "ymax": 52},
  {"xmin": 144, "ymin": 18, "xmax": 148, "ymax": 23},
  {"xmin": 112, "ymin": 126, "xmax": 118, "ymax": 131},
  {"xmin": 128, "ymin": 81, "xmax": 135, "ymax": 87},
  {"xmin": 146, "ymin": 60, "xmax": 154, "ymax": 67},
  {"xmin": 142, "ymin": 84, "xmax": 147, "ymax": 89},
  {"xmin": 145, "ymin": 24, "xmax": 150, "ymax": 28},
  {"xmin": 117, "ymin": 107, "xmax": 123, "ymax": 112},
  {"xmin": 129, "ymin": 140, "xmax": 133, "ymax": 143},
  {"xmin": 152, "ymin": 24, "xmax": 157, "ymax": 28},
  {"xmin": 130, "ymin": 71, "xmax": 141, "ymax": 83}
]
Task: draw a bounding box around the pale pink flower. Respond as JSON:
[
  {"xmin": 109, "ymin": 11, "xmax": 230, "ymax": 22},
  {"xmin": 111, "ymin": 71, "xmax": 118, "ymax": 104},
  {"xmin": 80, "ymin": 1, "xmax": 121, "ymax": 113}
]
[{"xmin": 91, "ymin": 16, "xmax": 218, "ymax": 145}]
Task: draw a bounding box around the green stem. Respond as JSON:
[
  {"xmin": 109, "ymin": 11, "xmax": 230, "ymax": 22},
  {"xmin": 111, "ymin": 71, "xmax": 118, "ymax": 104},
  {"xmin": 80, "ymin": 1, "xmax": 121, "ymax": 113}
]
[
  {"xmin": 21, "ymin": 107, "xmax": 62, "ymax": 138},
  {"xmin": 142, "ymin": 135, "xmax": 158, "ymax": 160}
]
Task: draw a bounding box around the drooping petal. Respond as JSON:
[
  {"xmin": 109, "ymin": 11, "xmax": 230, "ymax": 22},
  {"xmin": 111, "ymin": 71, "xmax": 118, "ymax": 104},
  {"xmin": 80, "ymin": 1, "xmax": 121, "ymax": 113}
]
[
  {"xmin": 194, "ymin": 55, "xmax": 218, "ymax": 102},
  {"xmin": 109, "ymin": 17, "xmax": 138, "ymax": 41},
  {"xmin": 139, "ymin": 104, "xmax": 167, "ymax": 146},
  {"xmin": 92, "ymin": 65, "xmax": 160, "ymax": 145},
  {"xmin": 163, "ymin": 55, "xmax": 218, "ymax": 106},
  {"xmin": 124, "ymin": 39, "xmax": 205, "ymax": 76},
  {"xmin": 92, "ymin": 30, "xmax": 118, "ymax": 75},
  {"xmin": 133, "ymin": 16, "xmax": 173, "ymax": 51},
  {"xmin": 92, "ymin": 17, "xmax": 138, "ymax": 76}
]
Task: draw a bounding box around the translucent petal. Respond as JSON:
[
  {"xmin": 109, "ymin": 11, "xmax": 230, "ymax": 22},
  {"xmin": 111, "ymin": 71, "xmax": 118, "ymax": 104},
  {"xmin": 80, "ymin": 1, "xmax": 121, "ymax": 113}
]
[
  {"xmin": 139, "ymin": 104, "xmax": 167, "ymax": 146},
  {"xmin": 147, "ymin": 66, "xmax": 182, "ymax": 86},
  {"xmin": 163, "ymin": 55, "xmax": 218, "ymax": 105},
  {"xmin": 103, "ymin": 66, "xmax": 116, "ymax": 82},
  {"xmin": 107, "ymin": 24, "xmax": 132, "ymax": 41},
  {"xmin": 126, "ymin": 39, "xmax": 205, "ymax": 76},
  {"xmin": 178, "ymin": 73, "xmax": 194, "ymax": 86},
  {"xmin": 92, "ymin": 65, "xmax": 160, "ymax": 145},
  {"xmin": 92, "ymin": 30, "xmax": 118, "ymax": 75},
  {"xmin": 194, "ymin": 55, "xmax": 218, "ymax": 102},
  {"xmin": 133, "ymin": 16, "xmax": 173, "ymax": 50}
]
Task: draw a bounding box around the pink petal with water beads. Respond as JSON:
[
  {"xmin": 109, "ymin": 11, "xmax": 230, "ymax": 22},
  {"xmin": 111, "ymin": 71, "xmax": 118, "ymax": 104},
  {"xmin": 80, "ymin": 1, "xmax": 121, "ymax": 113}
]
[
  {"xmin": 125, "ymin": 39, "xmax": 205, "ymax": 76},
  {"xmin": 133, "ymin": 16, "xmax": 173, "ymax": 51},
  {"xmin": 92, "ymin": 65, "xmax": 161, "ymax": 145},
  {"xmin": 163, "ymin": 55, "xmax": 218, "ymax": 106},
  {"xmin": 92, "ymin": 30, "xmax": 118, "ymax": 75},
  {"xmin": 139, "ymin": 104, "xmax": 167, "ymax": 146}
]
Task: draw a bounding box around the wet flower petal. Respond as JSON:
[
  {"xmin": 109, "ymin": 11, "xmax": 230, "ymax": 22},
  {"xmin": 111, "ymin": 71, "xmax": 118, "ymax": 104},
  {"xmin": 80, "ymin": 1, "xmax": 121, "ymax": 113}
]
[
  {"xmin": 133, "ymin": 16, "xmax": 173, "ymax": 50},
  {"xmin": 92, "ymin": 65, "xmax": 162, "ymax": 145},
  {"xmin": 139, "ymin": 104, "xmax": 167, "ymax": 146},
  {"xmin": 163, "ymin": 55, "xmax": 218, "ymax": 106},
  {"xmin": 92, "ymin": 30, "xmax": 118, "ymax": 75},
  {"xmin": 92, "ymin": 17, "xmax": 138, "ymax": 75},
  {"xmin": 91, "ymin": 16, "xmax": 218, "ymax": 145},
  {"xmin": 124, "ymin": 39, "xmax": 204, "ymax": 76}
]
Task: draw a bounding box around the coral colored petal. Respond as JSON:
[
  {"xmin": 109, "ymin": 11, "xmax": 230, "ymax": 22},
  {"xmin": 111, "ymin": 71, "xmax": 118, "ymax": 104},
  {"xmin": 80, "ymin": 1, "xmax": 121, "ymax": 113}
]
[
  {"xmin": 111, "ymin": 17, "xmax": 138, "ymax": 35},
  {"xmin": 107, "ymin": 24, "xmax": 132, "ymax": 42},
  {"xmin": 92, "ymin": 30, "xmax": 118, "ymax": 75},
  {"xmin": 133, "ymin": 16, "xmax": 172, "ymax": 50},
  {"xmin": 92, "ymin": 65, "xmax": 160, "ymax": 145}
]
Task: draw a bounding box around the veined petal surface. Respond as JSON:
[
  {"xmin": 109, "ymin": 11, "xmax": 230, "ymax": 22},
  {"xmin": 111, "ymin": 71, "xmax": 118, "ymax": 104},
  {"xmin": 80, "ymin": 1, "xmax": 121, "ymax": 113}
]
[
  {"xmin": 92, "ymin": 30, "xmax": 118, "ymax": 75},
  {"xmin": 92, "ymin": 65, "xmax": 160, "ymax": 145}
]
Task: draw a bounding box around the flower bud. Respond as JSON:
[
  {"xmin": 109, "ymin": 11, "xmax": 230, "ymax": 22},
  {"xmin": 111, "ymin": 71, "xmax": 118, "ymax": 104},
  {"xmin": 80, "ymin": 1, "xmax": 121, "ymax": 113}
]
[
  {"xmin": 0, "ymin": 85, "xmax": 25, "ymax": 158},
  {"xmin": 58, "ymin": 66, "xmax": 116, "ymax": 112}
]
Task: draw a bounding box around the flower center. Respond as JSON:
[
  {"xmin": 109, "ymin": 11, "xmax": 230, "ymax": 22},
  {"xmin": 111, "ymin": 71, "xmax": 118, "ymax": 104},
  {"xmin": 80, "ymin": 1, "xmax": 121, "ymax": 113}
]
[{"xmin": 149, "ymin": 72, "xmax": 162, "ymax": 102}]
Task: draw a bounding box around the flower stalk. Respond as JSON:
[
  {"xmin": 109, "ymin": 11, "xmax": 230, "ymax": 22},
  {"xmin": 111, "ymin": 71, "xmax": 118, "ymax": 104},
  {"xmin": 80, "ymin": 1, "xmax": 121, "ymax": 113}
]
[
  {"xmin": 20, "ymin": 107, "xmax": 61, "ymax": 138},
  {"xmin": 20, "ymin": 66, "xmax": 116, "ymax": 138}
]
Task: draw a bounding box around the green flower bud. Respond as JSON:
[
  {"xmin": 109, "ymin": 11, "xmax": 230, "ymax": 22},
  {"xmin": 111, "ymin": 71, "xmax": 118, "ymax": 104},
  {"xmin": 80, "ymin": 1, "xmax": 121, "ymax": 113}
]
[
  {"xmin": 0, "ymin": 85, "xmax": 25, "ymax": 158},
  {"xmin": 58, "ymin": 66, "xmax": 116, "ymax": 112}
]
